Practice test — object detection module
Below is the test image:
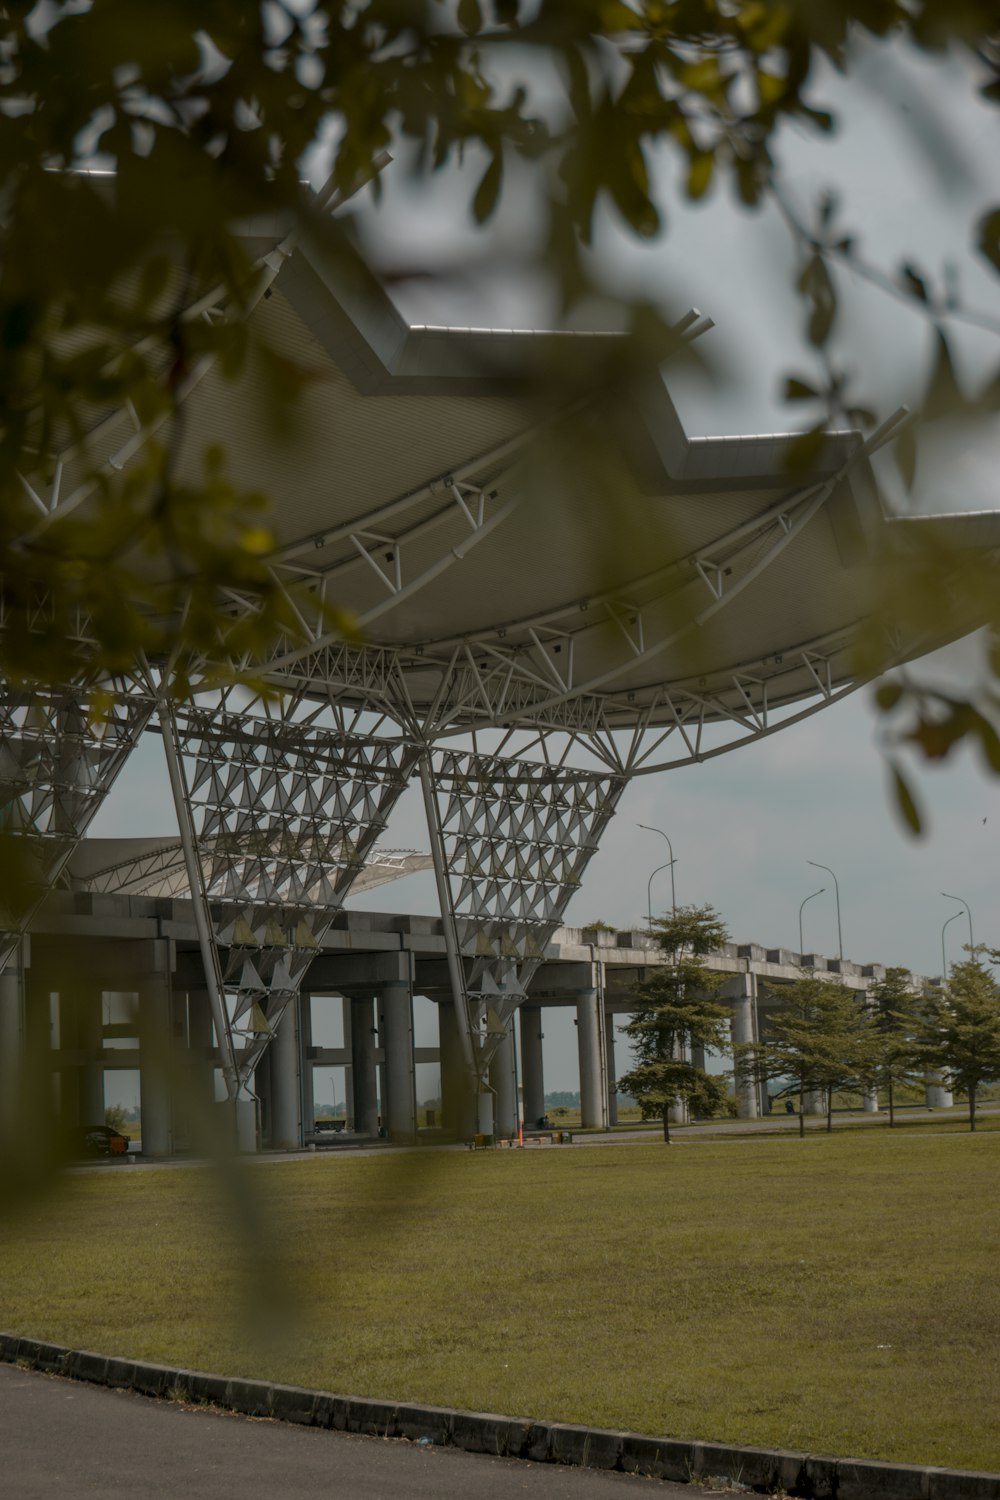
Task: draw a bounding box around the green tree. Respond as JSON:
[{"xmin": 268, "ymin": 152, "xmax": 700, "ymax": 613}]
[
  {"xmin": 918, "ymin": 960, "xmax": 1000, "ymax": 1133},
  {"xmin": 618, "ymin": 904, "xmax": 731, "ymax": 1144},
  {"xmin": 748, "ymin": 975, "xmax": 875, "ymax": 1137},
  {"xmin": 868, "ymin": 966, "xmax": 926, "ymax": 1128}
]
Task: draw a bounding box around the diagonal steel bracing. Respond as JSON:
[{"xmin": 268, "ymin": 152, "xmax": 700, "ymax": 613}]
[
  {"xmin": 0, "ymin": 677, "xmax": 153, "ymax": 970},
  {"xmin": 423, "ymin": 747, "xmax": 625, "ymax": 1084},
  {"xmin": 163, "ymin": 701, "xmax": 418, "ymax": 1091}
]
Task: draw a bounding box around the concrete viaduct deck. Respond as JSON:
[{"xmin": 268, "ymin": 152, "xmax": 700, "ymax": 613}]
[{"xmin": 0, "ymin": 890, "xmax": 943, "ymax": 1157}]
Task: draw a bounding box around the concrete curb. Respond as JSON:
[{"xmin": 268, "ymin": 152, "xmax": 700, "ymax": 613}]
[{"xmin": 2, "ymin": 1332, "xmax": 997, "ymax": 1499}]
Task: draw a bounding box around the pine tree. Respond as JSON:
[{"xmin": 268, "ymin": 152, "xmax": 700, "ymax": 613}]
[
  {"xmin": 868, "ymin": 967, "xmax": 926, "ymax": 1128},
  {"xmin": 747, "ymin": 975, "xmax": 875, "ymax": 1137},
  {"xmin": 919, "ymin": 960, "xmax": 1000, "ymax": 1132},
  {"xmin": 618, "ymin": 905, "xmax": 731, "ymax": 1144}
]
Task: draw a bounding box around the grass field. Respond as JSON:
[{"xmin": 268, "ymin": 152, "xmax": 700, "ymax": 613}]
[{"xmin": 2, "ymin": 1131, "xmax": 999, "ymax": 1471}]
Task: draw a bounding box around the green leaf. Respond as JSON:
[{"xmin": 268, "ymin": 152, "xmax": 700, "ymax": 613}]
[
  {"xmin": 784, "ymin": 375, "xmax": 819, "ymax": 401},
  {"xmin": 889, "ymin": 762, "xmax": 923, "ymax": 836},
  {"xmin": 785, "ymin": 424, "xmax": 826, "ymax": 472},
  {"xmin": 977, "ymin": 207, "xmax": 1000, "ymax": 274},
  {"xmin": 457, "ymin": 0, "xmax": 483, "ymax": 35},
  {"xmin": 686, "ymin": 151, "xmax": 714, "ymax": 201},
  {"xmin": 875, "ymin": 681, "xmax": 904, "ymax": 712},
  {"xmin": 472, "ymin": 152, "xmax": 503, "ymax": 223}
]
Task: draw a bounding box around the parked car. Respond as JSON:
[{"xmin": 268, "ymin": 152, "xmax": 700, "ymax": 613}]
[{"xmin": 77, "ymin": 1125, "xmax": 131, "ymax": 1158}]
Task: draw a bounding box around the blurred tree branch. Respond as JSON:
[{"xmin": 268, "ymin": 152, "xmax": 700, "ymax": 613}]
[{"xmin": 0, "ymin": 1, "xmax": 997, "ymax": 814}]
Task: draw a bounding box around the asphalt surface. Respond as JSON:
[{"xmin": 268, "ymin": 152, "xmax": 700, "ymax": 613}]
[{"xmin": 0, "ymin": 1363, "xmax": 709, "ymax": 1499}]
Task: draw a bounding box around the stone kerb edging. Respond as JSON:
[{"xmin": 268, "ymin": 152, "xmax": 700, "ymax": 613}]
[{"xmin": 2, "ymin": 1333, "xmax": 997, "ymax": 1500}]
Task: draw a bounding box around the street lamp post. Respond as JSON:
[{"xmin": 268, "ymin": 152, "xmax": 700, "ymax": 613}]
[
  {"xmin": 941, "ymin": 892, "xmax": 974, "ymax": 956},
  {"xmin": 941, "ymin": 910, "xmax": 962, "ymax": 981},
  {"xmin": 807, "ymin": 860, "xmax": 843, "ymax": 961},
  {"xmin": 638, "ymin": 825, "xmax": 676, "ymax": 913},
  {"xmin": 798, "ymin": 887, "xmax": 826, "ymax": 958},
  {"xmin": 646, "ymin": 860, "xmax": 677, "ymax": 930}
]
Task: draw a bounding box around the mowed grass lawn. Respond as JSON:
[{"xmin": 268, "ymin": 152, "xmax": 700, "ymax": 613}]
[{"xmin": 2, "ymin": 1132, "xmax": 999, "ymax": 1471}]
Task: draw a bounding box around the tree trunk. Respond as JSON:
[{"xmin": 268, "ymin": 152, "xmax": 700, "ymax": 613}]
[
  {"xmin": 798, "ymin": 1082, "xmax": 805, "ymax": 1139},
  {"xmin": 662, "ymin": 1107, "xmax": 671, "ymax": 1144},
  {"xmin": 888, "ymin": 1078, "xmax": 894, "ymax": 1129},
  {"xmin": 970, "ymin": 1085, "xmax": 977, "ymax": 1133},
  {"xmin": 826, "ymin": 1086, "xmax": 833, "ymax": 1133}
]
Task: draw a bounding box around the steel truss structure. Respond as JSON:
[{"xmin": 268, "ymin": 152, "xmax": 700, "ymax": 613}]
[
  {"xmin": 0, "ymin": 677, "xmax": 153, "ymax": 970},
  {"xmin": 159, "ymin": 696, "xmax": 419, "ymax": 1090},
  {"xmin": 422, "ymin": 747, "xmax": 625, "ymax": 1083}
]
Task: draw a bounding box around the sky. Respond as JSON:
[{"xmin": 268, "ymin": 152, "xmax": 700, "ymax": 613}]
[{"xmin": 94, "ymin": 32, "xmax": 1000, "ymax": 1099}]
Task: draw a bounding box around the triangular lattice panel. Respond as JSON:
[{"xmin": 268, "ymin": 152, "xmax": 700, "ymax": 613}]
[
  {"xmin": 428, "ymin": 749, "xmax": 624, "ymax": 1076},
  {"xmin": 172, "ymin": 707, "xmax": 416, "ymax": 1082},
  {"xmin": 0, "ymin": 678, "xmax": 152, "ymax": 964}
]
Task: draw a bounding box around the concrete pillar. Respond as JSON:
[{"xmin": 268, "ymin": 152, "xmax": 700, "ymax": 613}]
[
  {"xmin": 863, "ymin": 1086, "xmax": 880, "ymax": 1113},
  {"xmin": 138, "ymin": 973, "xmax": 172, "ymax": 1158},
  {"xmin": 378, "ymin": 979, "xmax": 417, "ymax": 1143},
  {"xmin": 489, "ymin": 1020, "xmax": 518, "ymax": 1139},
  {"xmin": 350, "ymin": 995, "xmax": 379, "ymax": 1136},
  {"xmin": 270, "ymin": 995, "xmax": 302, "ymax": 1149},
  {"xmin": 0, "ymin": 966, "xmax": 24, "ymax": 1142},
  {"xmin": 605, "ymin": 1009, "xmax": 618, "ymax": 1126},
  {"xmin": 342, "ymin": 997, "xmax": 354, "ymax": 1130},
  {"xmin": 186, "ymin": 989, "xmax": 216, "ymax": 1121},
  {"xmin": 577, "ymin": 984, "xmax": 609, "ymax": 1130},
  {"xmin": 439, "ymin": 1001, "xmax": 477, "ymax": 1139},
  {"xmin": 300, "ymin": 993, "xmax": 315, "ymax": 1133},
  {"xmin": 926, "ymin": 1071, "xmax": 954, "ymax": 1109},
  {"xmin": 79, "ymin": 987, "xmax": 105, "ymax": 1126},
  {"xmin": 726, "ymin": 975, "xmax": 759, "ymax": 1119},
  {"xmin": 56, "ymin": 990, "xmax": 82, "ymax": 1127},
  {"xmin": 803, "ymin": 1089, "xmax": 826, "ymax": 1116},
  {"xmin": 519, "ymin": 1004, "xmax": 545, "ymax": 1126}
]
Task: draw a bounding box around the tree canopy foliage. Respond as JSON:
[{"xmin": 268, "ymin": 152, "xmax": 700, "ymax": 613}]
[
  {"xmin": 1, "ymin": 1, "xmax": 999, "ymax": 807},
  {"xmin": 918, "ymin": 958, "xmax": 1000, "ymax": 1131},
  {"xmin": 618, "ymin": 903, "xmax": 732, "ymax": 1141},
  {"xmin": 867, "ymin": 965, "xmax": 926, "ymax": 1127},
  {"xmin": 748, "ymin": 973, "xmax": 875, "ymax": 1135}
]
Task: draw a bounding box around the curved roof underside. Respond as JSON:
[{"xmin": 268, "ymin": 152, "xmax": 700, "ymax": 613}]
[{"xmin": 59, "ymin": 208, "xmax": 1000, "ymax": 742}]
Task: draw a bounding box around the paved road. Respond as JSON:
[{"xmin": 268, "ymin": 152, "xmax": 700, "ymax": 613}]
[{"xmin": 0, "ymin": 1364, "xmax": 707, "ymax": 1499}]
